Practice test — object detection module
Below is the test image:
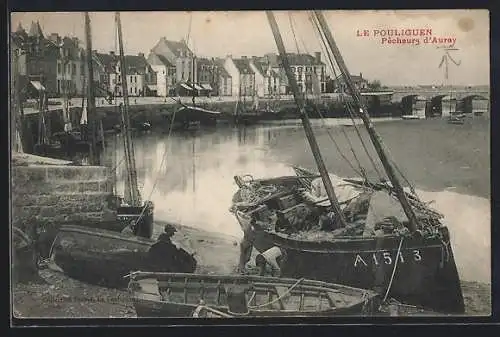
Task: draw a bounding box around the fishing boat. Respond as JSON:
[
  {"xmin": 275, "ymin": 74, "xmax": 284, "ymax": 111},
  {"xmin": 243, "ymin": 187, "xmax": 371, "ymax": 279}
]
[
  {"xmin": 230, "ymin": 11, "xmax": 464, "ymax": 314},
  {"xmin": 175, "ymin": 102, "xmax": 221, "ymax": 129},
  {"xmin": 170, "ymin": 32, "xmax": 221, "ymax": 130},
  {"xmin": 50, "ymin": 13, "xmax": 196, "ymax": 286},
  {"xmin": 51, "ymin": 226, "xmax": 196, "ymax": 287},
  {"xmin": 401, "ymin": 115, "xmax": 422, "ymax": 120},
  {"xmin": 447, "ymin": 113, "xmax": 466, "ymax": 125},
  {"xmin": 12, "ymin": 226, "xmax": 38, "ymax": 283},
  {"xmin": 128, "ymin": 271, "xmax": 381, "ymax": 317}
]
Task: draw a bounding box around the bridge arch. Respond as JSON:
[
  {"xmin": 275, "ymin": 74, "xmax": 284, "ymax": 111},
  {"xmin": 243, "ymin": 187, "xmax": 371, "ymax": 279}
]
[
  {"xmin": 400, "ymin": 94, "xmax": 427, "ymax": 118},
  {"xmin": 456, "ymin": 94, "xmax": 489, "ymax": 116}
]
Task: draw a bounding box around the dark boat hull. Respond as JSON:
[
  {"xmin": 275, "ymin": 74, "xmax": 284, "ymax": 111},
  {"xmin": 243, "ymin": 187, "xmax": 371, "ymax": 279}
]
[
  {"xmin": 262, "ymin": 229, "xmax": 464, "ymax": 314},
  {"xmin": 232, "ymin": 166, "xmax": 464, "ymax": 314},
  {"xmin": 52, "ymin": 226, "xmax": 197, "ymax": 288}
]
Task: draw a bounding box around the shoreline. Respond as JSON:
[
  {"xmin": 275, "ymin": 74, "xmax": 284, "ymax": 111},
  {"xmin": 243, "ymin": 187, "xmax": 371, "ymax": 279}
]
[{"xmin": 12, "ymin": 219, "xmax": 491, "ymax": 318}]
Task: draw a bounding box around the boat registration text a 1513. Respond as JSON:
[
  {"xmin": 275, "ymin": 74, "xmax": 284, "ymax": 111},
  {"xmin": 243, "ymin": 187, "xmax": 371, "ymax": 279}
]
[{"xmin": 354, "ymin": 249, "xmax": 422, "ymax": 267}]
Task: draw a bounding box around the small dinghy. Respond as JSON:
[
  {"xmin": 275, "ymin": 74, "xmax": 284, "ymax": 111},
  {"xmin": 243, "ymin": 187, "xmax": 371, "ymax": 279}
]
[
  {"xmin": 128, "ymin": 271, "xmax": 381, "ymax": 317},
  {"xmin": 51, "ymin": 225, "xmax": 197, "ymax": 288}
]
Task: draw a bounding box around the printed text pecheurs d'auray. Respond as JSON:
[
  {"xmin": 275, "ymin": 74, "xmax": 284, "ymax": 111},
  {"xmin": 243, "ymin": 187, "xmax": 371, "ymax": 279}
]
[{"xmin": 356, "ymin": 28, "xmax": 457, "ymax": 46}]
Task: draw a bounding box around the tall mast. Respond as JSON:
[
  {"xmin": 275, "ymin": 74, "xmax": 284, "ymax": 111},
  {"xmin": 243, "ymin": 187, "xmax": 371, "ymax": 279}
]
[
  {"xmin": 313, "ymin": 10, "xmax": 418, "ymax": 233},
  {"xmin": 116, "ymin": 11, "xmax": 141, "ymax": 206},
  {"xmin": 59, "ymin": 43, "xmax": 72, "ymax": 132},
  {"xmin": 84, "ymin": 12, "xmax": 99, "ymax": 165},
  {"xmin": 266, "ymin": 11, "xmax": 347, "ymax": 227},
  {"xmin": 10, "ymin": 38, "xmax": 23, "ymax": 153}
]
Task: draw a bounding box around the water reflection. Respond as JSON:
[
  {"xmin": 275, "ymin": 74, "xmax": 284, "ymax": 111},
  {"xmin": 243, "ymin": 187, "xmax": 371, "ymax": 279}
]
[{"xmin": 109, "ymin": 126, "xmax": 297, "ymax": 237}]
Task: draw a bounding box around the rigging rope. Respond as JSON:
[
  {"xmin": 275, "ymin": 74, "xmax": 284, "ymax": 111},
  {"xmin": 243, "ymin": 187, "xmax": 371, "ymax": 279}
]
[
  {"xmin": 288, "ymin": 12, "xmax": 301, "ymax": 57},
  {"xmin": 310, "ymin": 12, "xmax": 385, "ymax": 182},
  {"xmin": 344, "ymin": 100, "xmax": 385, "ymax": 181},
  {"xmin": 381, "ymin": 237, "xmax": 404, "ymax": 303},
  {"xmin": 286, "ymin": 12, "xmax": 365, "ymax": 180},
  {"xmin": 340, "ymin": 126, "xmax": 368, "ymax": 180},
  {"xmin": 309, "ymin": 104, "xmax": 363, "ymax": 178}
]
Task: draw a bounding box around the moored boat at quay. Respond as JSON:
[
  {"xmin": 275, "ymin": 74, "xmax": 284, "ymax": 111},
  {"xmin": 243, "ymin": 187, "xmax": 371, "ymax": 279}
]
[{"xmin": 230, "ymin": 10, "xmax": 464, "ymax": 314}]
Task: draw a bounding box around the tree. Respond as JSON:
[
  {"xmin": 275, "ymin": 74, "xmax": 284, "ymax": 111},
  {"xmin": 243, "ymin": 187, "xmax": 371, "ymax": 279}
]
[{"xmin": 367, "ymin": 79, "xmax": 382, "ymax": 90}]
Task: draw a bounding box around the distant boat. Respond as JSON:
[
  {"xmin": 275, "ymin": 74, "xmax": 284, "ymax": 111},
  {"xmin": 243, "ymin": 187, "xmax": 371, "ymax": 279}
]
[
  {"xmin": 173, "ymin": 102, "xmax": 221, "ymax": 130},
  {"xmin": 401, "ymin": 115, "xmax": 422, "ymax": 120},
  {"xmin": 448, "ymin": 114, "xmax": 466, "ymax": 125},
  {"xmin": 128, "ymin": 271, "xmax": 381, "ymax": 317}
]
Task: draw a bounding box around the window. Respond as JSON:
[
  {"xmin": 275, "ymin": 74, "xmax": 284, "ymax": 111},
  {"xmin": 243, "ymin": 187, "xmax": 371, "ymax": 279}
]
[
  {"xmin": 72, "ymin": 63, "xmax": 76, "ymax": 75},
  {"xmin": 57, "ymin": 63, "xmax": 61, "ymax": 74},
  {"xmin": 291, "ymin": 67, "xmax": 295, "ymax": 73}
]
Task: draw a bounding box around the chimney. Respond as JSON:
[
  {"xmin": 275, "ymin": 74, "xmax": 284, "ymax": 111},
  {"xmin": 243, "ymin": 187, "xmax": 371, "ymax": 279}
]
[
  {"xmin": 315, "ymin": 52, "xmax": 321, "ymax": 63},
  {"xmin": 110, "ymin": 51, "xmax": 115, "ymax": 56},
  {"xmin": 138, "ymin": 52, "xmax": 144, "ymax": 58},
  {"xmin": 360, "ymin": 72, "xmax": 362, "ymax": 78}
]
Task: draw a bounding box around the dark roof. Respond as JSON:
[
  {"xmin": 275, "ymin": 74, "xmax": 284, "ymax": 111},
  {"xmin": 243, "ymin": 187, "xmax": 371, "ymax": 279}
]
[
  {"xmin": 250, "ymin": 58, "xmax": 266, "ymax": 75},
  {"xmin": 16, "ymin": 23, "xmax": 26, "ymax": 34},
  {"xmin": 196, "ymin": 57, "xmax": 214, "ymax": 66},
  {"xmin": 28, "ymin": 21, "xmax": 44, "ymax": 38},
  {"xmin": 94, "ymin": 53, "xmax": 151, "ymax": 74},
  {"xmin": 350, "ymin": 75, "xmax": 366, "ymax": 82},
  {"xmin": 233, "ymin": 58, "xmax": 254, "ymax": 74},
  {"xmin": 334, "ymin": 74, "xmax": 367, "ymax": 82},
  {"xmin": 284, "ymin": 53, "xmax": 324, "ymax": 66},
  {"xmin": 161, "ymin": 38, "xmax": 193, "ymax": 57},
  {"xmin": 213, "ymin": 58, "xmax": 231, "ymax": 78},
  {"xmin": 147, "ymin": 53, "xmax": 173, "ymax": 67},
  {"xmin": 94, "ymin": 52, "xmax": 117, "ymax": 72},
  {"xmin": 123, "ymin": 55, "xmax": 150, "ymax": 74}
]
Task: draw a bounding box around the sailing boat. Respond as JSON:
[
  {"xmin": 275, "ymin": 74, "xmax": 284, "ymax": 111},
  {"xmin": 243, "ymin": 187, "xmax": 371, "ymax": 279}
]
[
  {"xmin": 50, "ymin": 12, "xmax": 196, "ymax": 288},
  {"xmin": 230, "ymin": 11, "xmax": 464, "ymax": 314},
  {"xmin": 174, "ymin": 32, "xmax": 220, "ymax": 130}
]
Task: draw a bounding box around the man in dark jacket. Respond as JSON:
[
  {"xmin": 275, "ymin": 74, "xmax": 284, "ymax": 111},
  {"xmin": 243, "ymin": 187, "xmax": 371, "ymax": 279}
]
[{"xmin": 148, "ymin": 224, "xmax": 196, "ymax": 273}]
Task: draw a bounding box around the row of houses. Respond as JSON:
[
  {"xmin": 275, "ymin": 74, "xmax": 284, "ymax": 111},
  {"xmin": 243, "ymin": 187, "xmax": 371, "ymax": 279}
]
[{"xmin": 11, "ymin": 21, "xmax": 367, "ymax": 99}]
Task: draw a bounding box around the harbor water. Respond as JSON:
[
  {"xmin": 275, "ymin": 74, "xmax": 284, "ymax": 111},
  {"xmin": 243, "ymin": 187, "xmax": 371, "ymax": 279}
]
[{"xmin": 109, "ymin": 117, "xmax": 490, "ymax": 285}]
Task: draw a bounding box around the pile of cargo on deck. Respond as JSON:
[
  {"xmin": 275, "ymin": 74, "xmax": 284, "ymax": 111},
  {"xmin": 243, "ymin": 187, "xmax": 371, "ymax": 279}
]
[{"xmin": 231, "ymin": 173, "xmax": 443, "ymax": 240}]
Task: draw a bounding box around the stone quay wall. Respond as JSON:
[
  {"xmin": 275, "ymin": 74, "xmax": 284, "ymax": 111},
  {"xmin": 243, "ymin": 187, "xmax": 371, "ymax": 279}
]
[{"xmin": 11, "ymin": 164, "xmax": 115, "ymax": 244}]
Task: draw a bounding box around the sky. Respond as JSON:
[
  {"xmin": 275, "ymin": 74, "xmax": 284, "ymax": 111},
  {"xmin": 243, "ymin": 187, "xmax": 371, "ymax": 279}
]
[{"xmin": 11, "ymin": 10, "xmax": 489, "ymax": 86}]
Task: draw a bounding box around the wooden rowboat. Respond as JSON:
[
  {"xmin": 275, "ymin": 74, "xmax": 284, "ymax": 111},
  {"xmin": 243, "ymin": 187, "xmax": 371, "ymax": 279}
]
[
  {"xmin": 128, "ymin": 271, "xmax": 381, "ymax": 317},
  {"xmin": 51, "ymin": 225, "xmax": 197, "ymax": 288}
]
